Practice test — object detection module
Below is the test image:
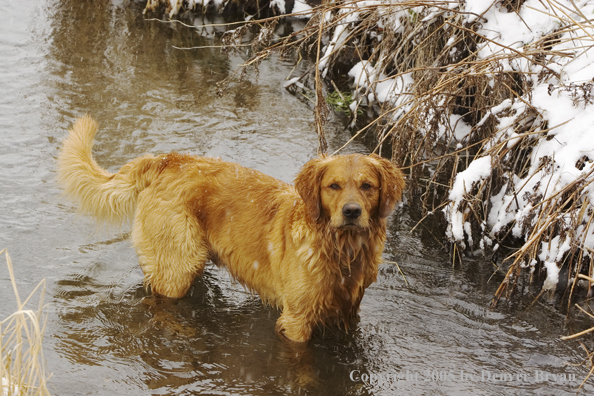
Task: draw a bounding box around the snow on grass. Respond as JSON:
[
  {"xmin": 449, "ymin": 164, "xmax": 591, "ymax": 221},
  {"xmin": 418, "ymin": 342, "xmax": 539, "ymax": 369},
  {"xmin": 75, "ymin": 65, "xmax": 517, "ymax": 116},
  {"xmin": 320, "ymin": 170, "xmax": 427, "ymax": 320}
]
[
  {"xmin": 464, "ymin": 1, "xmax": 594, "ymax": 293},
  {"xmin": 270, "ymin": 0, "xmax": 287, "ymax": 15},
  {"xmin": 292, "ymin": 0, "xmax": 313, "ymax": 18},
  {"xmin": 146, "ymin": 0, "xmax": 311, "ymax": 17},
  {"xmin": 445, "ymin": 155, "xmax": 492, "ymax": 249},
  {"xmin": 144, "ymin": 0, "xmax": 238, "ymax": 17}
]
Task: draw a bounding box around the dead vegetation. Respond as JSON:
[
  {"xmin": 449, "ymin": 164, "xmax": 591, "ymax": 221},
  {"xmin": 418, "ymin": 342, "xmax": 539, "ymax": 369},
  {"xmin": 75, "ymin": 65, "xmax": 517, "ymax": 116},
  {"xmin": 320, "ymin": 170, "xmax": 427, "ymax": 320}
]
[{"xmin": 1, "ymin": 249, "xmax": 51, "ymax": 396}]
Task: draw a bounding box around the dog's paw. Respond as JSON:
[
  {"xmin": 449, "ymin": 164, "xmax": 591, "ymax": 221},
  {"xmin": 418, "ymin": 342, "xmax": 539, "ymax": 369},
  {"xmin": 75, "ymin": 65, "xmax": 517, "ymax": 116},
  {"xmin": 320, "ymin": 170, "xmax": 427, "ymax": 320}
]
[{"xmin": 275, "ymin": 313, "xmax": 312, "ymax": 343}]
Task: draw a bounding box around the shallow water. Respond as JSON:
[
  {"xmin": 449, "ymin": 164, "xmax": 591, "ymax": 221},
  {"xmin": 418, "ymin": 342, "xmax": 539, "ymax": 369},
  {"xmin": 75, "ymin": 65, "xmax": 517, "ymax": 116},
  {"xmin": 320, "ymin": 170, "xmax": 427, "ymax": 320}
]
[{"xmin": 0, "ymin": 1, "xmax": 592, "ymax": 395}]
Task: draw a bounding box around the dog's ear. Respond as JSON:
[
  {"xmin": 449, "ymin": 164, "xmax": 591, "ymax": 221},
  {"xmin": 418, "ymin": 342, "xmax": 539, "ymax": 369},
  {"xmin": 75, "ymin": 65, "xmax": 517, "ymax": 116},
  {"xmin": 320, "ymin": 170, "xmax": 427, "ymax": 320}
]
[
  {"xmin": 369, "ymin": 154, "xmax": 405, "ymax": 218},
  {"xmin": 295, "ymin": 156, "xmax": 328, "ymax": 221}
]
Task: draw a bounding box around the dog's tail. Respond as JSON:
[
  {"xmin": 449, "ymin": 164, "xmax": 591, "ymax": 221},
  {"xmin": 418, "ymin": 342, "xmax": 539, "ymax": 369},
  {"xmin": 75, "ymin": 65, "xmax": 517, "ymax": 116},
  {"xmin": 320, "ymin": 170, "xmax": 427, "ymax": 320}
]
[{"xmin": 57, "ymin": 115, "xmax": 160, "ymax": 226}]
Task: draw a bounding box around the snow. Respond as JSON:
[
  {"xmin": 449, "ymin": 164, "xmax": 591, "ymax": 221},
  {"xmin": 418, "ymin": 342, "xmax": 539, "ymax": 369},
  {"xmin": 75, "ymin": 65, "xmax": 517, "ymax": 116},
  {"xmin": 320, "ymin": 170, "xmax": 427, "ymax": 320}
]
[
  {"xmin": 320, "ymin": 6, "xmax": 364, "ymax": 76},
  {"xmin": 445, "ymin": 156, "xmax": 492, "ymax": 245},
  {"xmin": 269, "ymin": 0, "xmax": 314, "ymax": 16},
  {"xmin": 270, "ymin": 0, "xmax": 286, "ymax": 14},
  {"xmin": 348, "ymin": 61, "xmax": 375, "ymax": 85},
  {"xmin": 348, "ymin": 62, "xmax": 414, "ymax": 120},
  {"xmin": 543, "ymin": 261, "xmax": 560, "ymax": 291},
  {"xmin": 468, "ymin": 0, "xmax": 594, "ymax": 289},
  {"xmin": 292, "ymin": 0, "xmax": 313, "ymax": 17},
  {"xmin": 449, "ymin": 156, "xmax": 493, "ymax": 202},
  {"xmin": 464, "ymin": 0, "xmax": 495, "ymax": 23}
]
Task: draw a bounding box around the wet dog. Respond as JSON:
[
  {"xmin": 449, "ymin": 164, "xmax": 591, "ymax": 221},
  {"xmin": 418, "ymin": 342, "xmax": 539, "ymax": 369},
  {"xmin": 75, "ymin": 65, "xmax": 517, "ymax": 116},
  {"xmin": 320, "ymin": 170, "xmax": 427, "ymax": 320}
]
[{"xmin": 57, "ymin": 115, "xmax": 405, "ymax": 342}]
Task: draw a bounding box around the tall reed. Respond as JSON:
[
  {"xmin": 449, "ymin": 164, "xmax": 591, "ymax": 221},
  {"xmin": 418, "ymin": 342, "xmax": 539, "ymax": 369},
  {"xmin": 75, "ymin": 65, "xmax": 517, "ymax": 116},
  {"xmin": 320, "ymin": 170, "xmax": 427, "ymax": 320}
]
[{"xmin": 1, "ymin": 249, "xmax": 51, "ymax": 396}]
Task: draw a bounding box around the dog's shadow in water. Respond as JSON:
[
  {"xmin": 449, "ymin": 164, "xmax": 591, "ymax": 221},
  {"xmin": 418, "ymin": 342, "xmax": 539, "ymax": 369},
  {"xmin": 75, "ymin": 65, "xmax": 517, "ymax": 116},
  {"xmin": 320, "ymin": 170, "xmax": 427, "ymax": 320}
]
[{"xmin": 54, "ymin": 265, "xmax": 370, "ymax": 393}]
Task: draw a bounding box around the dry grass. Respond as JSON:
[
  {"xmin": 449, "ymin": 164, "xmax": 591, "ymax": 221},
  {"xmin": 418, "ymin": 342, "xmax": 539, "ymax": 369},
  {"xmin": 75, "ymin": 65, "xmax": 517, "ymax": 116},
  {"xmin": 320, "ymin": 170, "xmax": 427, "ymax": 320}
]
[
  {"xmin": 1, "ymin": 249, "xmax": 51, "ymax": 396},
  {"xmin": 561, "ymin": 301, "xmax": 594, "ymax": 393}
]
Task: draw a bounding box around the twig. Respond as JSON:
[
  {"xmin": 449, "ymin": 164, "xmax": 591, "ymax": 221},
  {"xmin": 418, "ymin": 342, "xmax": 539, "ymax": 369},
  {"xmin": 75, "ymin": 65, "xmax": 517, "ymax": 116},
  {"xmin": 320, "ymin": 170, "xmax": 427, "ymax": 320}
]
[{"xmin": 383, "ymin": 260, "xmax": 409, "ymax": 286}]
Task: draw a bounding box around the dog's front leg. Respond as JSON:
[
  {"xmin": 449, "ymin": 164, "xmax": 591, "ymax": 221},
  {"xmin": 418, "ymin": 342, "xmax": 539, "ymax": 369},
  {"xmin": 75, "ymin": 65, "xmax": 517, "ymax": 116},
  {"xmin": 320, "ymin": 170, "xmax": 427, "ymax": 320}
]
[{"xmin": 275, "ymin": 308, "xmax": 314, "ymax": 343}]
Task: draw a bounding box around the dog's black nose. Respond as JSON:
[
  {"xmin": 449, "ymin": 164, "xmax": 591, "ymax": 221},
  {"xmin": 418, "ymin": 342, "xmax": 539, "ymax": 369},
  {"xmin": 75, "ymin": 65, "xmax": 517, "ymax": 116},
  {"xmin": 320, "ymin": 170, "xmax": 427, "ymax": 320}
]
[{"xmin": 342, "ymin": 203, "xmax": 362, "ymax": 219}]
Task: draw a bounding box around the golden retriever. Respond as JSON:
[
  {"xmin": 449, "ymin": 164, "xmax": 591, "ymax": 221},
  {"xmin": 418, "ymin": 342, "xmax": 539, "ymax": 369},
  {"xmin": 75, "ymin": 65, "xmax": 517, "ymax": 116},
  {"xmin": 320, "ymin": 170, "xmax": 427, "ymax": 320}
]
[{"xmin": 57, "ymin": 115, "xmax": 405, "ymax": 342}]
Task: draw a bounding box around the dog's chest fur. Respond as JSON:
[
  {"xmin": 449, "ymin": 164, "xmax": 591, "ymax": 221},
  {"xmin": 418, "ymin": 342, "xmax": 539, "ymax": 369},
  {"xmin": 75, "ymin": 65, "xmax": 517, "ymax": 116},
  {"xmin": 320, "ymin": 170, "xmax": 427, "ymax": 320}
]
[{"xmin": 306, "ymin": 225, "xmax": 385, "ymax": 327}]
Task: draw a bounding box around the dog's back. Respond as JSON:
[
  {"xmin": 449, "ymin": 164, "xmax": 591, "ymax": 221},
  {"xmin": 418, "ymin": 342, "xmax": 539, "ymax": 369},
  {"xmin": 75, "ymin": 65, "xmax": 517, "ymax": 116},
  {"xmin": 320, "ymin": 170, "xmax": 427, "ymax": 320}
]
[{"xmin": 58, "ymin": 116, "xmax": 303, "ymax": 302}]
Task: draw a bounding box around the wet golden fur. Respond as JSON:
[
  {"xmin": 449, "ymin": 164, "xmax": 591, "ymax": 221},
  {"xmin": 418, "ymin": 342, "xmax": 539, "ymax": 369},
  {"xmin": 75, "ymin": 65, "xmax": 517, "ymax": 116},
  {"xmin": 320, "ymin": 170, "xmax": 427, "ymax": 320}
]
[{"xmin": 57, "ymin": 115, "xmax": 405, "ymax": 342}]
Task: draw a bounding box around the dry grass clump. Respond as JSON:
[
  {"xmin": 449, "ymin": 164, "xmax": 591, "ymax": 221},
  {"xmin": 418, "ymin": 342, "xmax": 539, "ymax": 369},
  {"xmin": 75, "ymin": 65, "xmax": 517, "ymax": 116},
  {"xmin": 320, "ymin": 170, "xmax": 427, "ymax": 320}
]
[
  {"xmin": 561, "ymin": 302, "xmax": 594, "ymax": 392},
  {"xmin": 1, "ymin": 249, "xmax": 51, "ymax": 396}
]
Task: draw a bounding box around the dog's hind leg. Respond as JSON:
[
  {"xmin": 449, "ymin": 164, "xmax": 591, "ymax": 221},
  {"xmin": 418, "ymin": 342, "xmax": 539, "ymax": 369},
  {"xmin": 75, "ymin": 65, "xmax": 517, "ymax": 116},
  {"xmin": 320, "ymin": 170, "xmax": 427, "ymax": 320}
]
[{"xmin": 132, "ymin": 191, "xmax": 208, "ymax": 299}]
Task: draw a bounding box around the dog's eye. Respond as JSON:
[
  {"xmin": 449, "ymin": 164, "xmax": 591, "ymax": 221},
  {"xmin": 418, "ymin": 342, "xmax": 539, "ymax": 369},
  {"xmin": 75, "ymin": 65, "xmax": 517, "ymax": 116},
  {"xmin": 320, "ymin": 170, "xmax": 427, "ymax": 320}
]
[
  {"xmin": 361, "ymin": 183, "xmax": 372, "ymax": 190},
  {"xmin": 330, "ymin": 183, "xmax": 341, "ymax": 190}
]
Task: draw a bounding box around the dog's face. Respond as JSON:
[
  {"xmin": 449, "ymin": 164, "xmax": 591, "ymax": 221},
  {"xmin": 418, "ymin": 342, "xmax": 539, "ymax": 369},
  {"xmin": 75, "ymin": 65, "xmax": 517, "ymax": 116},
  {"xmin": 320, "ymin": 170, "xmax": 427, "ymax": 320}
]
[
  {"xmin": 319, "ymin": 156, "xmax": 380, "ymax": 229},
  {"xmin": 295, "ymin": 154, "xmax": 405, "ymax": 229}
]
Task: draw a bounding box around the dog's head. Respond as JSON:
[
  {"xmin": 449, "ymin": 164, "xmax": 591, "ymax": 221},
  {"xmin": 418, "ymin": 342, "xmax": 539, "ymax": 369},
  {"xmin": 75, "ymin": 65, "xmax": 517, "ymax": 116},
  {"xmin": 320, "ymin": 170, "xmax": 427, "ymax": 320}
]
[{"xmin": 295, "ymin": 154, "xmax": 405, "ymax": 229}]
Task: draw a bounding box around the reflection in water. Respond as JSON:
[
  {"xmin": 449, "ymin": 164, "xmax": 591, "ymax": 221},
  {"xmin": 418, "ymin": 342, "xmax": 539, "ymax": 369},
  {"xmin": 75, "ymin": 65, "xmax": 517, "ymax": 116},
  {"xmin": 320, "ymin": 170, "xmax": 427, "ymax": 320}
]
[
  {"xmin": 45, "ymin": 0, "xmax": 319, "ymax": 178},
  {"xmin": 0, "ymin": 0, "xmax": 592, "ymax": 395},
  {"xmin": 46, "ymin": 1, "xmax": 233, "ymax": 159}
]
